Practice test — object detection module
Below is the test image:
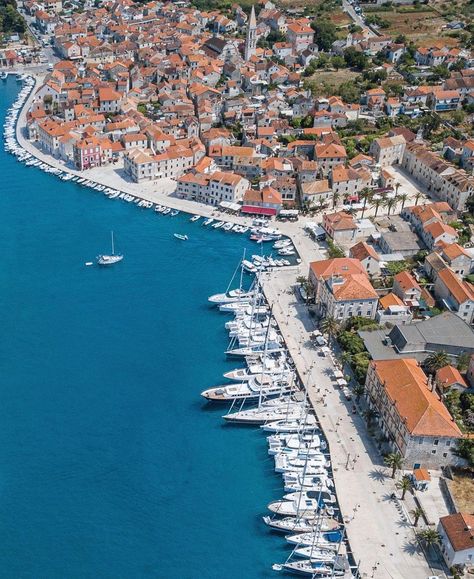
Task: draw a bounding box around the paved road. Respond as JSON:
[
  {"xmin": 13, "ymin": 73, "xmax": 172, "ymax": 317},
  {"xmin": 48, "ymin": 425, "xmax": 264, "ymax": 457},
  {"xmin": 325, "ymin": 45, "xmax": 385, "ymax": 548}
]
[{"xmin": 341, "ymin": 0, "xmax": 377, "ymax": 37}]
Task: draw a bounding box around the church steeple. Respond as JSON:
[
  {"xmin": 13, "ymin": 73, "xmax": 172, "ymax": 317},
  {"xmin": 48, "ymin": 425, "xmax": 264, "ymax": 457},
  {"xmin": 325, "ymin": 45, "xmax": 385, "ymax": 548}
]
[{"xmin": 244, "ymin": 5, "xmax": 257, "ymax": 62}]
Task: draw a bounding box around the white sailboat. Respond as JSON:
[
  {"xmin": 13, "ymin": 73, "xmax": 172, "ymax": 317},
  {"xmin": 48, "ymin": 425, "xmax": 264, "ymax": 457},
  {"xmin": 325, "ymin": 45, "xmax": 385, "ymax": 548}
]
[{"xmin": 97, "ymin": 231, "xmax": 123, "ymax": 265}]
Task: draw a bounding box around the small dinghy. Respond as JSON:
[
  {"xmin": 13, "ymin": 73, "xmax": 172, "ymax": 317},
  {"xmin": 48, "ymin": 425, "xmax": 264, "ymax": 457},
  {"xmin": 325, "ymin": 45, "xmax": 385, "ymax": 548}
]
[{"xmin": 173, "ymin": 233, "xmax": 188, "ymax": 241}]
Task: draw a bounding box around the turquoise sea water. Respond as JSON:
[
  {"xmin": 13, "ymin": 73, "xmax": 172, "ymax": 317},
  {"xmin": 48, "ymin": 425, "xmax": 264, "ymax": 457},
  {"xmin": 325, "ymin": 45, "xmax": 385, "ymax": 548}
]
[{"xmin": 0, "ymin": 77, "xmax": 289, "ymax": 578}]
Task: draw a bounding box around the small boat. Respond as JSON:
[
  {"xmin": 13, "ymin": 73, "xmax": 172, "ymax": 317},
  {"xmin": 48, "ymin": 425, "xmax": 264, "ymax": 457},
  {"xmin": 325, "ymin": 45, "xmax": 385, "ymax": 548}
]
[
  {"xmin": 170, "ymin": 210, "xmax": 179, "ymax": 217},
  {"xmin": 97, "ymin": 231, "xmax": 123, "ymax": 266},
  {"xmin": 279, "ymin": 247, "xmax": 296, "ymax": 256},
  {"xmin": 173, "ymin": 233, "xmax": 188, "ymax": 241},
  {"xmin": 190, "ymin": 215, "xmax": 201, "ymax": 222},
  {"xmin": 203, "ymin": 218, "xmax": 214, "ymax": 226},
  {"xmin": 85, "ymin": 262, "xmax": 93, "ymax": 266},
  {"xmin": 222, "ymin": 222, "xmax": 233, "ymax": 231},
  {"xmin": 162, "ymin": 208, "xmax": 171, "ymax": 215}
]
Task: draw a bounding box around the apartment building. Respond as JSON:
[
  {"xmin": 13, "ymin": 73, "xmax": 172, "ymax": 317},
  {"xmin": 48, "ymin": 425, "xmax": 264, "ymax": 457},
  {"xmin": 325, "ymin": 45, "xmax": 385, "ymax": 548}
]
[
  {"xmin": 309, "ymin": 258, "xmax": 378, "ymax": 321},
  {"xmin": 370, "ymin": 134, "xmax": 406, "ymax": 167},
  {"xmin": 365, "ymin": 359, "xmax": 462, "ymax": 468},
  {"xmin": 401, "ymin": 143, "xmax": 474, "ymax": 211}
]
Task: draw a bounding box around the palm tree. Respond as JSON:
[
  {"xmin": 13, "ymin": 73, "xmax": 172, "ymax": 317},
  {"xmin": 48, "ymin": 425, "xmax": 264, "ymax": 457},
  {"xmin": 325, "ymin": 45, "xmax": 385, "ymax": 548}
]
[
  {"xmin": 384, "ymin": 196, "xmax": 397, "ymax": 216},
  {"xmin": 320, "ymin": 316, "xmax": 339, "ymax": 342},
  {"xmin": 371, "ymin": 196, "xmax": 383, "ymax": 217},
  {"xmin": 425, "ymin": 351, "xmax": 450, "ymax": 374},
  {"xmin": 332, "ymin": 191, "xmax": 340, "ymax": 209},
  {"xmin": 339, "ymin": 351, "xmax": 352, "ymax": 369},
  {"xmin": 396, "ymin": 475, "xmax": 413, "ymax": 500},
  {"xmin": 414, "ymin": 191, "xmax": 422, "ymax": 206},
  {"xmin": 417, "ymin": 528, "xmax": 440, "ymax": 554},
  {"xmin": 359, "ymin": 187, "xmax": 372, "ymax": 219},
  {"xmin": 354, "ymin": 383, "xmax": 365, "ymax": 403},
  {"xmin": 394, "ymin": 182, "xmax": 401, "ymax": 197},
  {"xmin": 398, "ymin": 192, "xmax": 409, "ymax": 211},
  {"xmin": 363, "ymin": 407, "xmax": 378, "ymax": 427},
  {"xmin": 384, "ymin": 452, "xmax": 403, "ymax": 478},
  {"xmin": 410, "ymin": 507, "xmax": 424, "ymax": 527}
]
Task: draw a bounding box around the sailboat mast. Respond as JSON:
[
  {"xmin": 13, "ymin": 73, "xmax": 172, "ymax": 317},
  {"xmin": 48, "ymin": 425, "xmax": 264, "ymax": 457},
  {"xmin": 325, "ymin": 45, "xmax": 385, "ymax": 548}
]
[{"xmin": 111, "ymin": 231, "xmax": 115, "ymax": 255}]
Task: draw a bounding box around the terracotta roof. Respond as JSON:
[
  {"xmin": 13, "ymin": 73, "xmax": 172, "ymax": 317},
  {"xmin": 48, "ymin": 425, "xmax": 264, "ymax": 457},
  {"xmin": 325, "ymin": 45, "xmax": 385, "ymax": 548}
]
[
  {"xmin": 379, "ymin": 292, "xmax": 404, "ymax": 309},
  {"xmin": 330, "ymin": 273, "xmax": 378, "ymax": 301},
  {"xmin": 440, "ymin": 513, "xmax": 474, "ymax": 552},
  {"xmin": 442, "ymin": 243, "xmax": 471, "ymax": 261},
  {"xmin": 436, "ymin": 365, "xmax": 468, "ymax": 389},
  {"xmin": 438, "ymin": 268, "xmax": 474, "ymax": 305},
  {"xmin": 324, "ymin": 211, "xmax": 356, "ymax": 231},
  {"xmin": 350, "ymin": 241, "xmax": 380, "ymax": 262},
  {"xmin": 371, "ymin": 358, "xmax": 462, "ymax": 438},
  {"xmin": 394, "ymin": 271, "xmax": 421, "ymax": 292},
  {"xmin": 413, "ymin": 467, "xmax": 431, "ymax": 482},
  {"xmin": 310, "ymin": 258, "xmax": 365, "ymax": 280}
]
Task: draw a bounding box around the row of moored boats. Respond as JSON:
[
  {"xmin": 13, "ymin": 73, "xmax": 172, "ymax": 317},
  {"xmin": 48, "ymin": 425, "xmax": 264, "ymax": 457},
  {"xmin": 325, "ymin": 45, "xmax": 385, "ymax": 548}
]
[{"xmin": 203, "ymin": 266, "xmax": 356, "ymax": 578}]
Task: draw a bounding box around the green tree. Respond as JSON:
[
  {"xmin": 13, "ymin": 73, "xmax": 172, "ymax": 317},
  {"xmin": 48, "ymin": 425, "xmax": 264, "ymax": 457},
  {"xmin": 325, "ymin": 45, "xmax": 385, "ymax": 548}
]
[
  {"xmin": 343, "ymin": 47, "xmax": 369, "ymax": 71},
  {"xmin": 359, "ymin": 188, "xmax": 372, "ymax": 219},
  {"xmin": 398, "ymin": 192, "xmax": 409, "ymax": 211},
  {"xmin": 396, "ymin": 475, "xmax": 413, "ymax": 500},
  {"xmin": 331, "ymin": 56, "xmax": 346, "ymax": 70},
  {"xmin": 456, "ymin": 352, "xmax": 470, "ymax": 373},
  {"xmin": 311, "ymin": 19, "xmax": 337, "ymax": 51},
  {"xmin": 417, "ymin": 528, "xmax": 440, "ymax": 554},
  {"xmin": 411, "ymin": 507, "xmax": 424, "ymax": 527},
  {"xmin": 384, "ymin": 452, "xmax": 403, "ymax": 478},
  {"xmin": 455, "ymin": 439, "xmax": 474, "ymax": 467},
  {"xmin": 384, "ymin": 196, "xmax": 397, "ymax": 216},
  {"xmin": 371, "ymin": 196, "xmax": 384, "ymax": 217},
  {"xmin": 363, "ymin": 407, "xmax": 378, "ymax": 427},
  {"xmin": 320, "ymin": 316, "xmax": 340, "ymax": 342},
  {"xmin": 425, "ymin": 351, "xmax": 450, "ymax": 374},
  {"xmin": 353, "ymin": 383, "xmax": 365, "ymax": 403}
]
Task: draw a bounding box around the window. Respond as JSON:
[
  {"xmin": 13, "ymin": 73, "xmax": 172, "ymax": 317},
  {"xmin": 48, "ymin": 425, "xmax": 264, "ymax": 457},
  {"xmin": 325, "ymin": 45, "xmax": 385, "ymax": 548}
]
[
  {"xmin": 431, "ymin": 449, "xmax": 436, "ymax": 455},
  {"xmin": 443, "ymin": 453, "xmax": 447, "ymax": 458},
  {"xmin": 434, "ymin": 439, "xmax": 439, "ymax": 446},
  {"xmin": 445, "ymin": 440, "xmax": 451, "ymax": 446}
]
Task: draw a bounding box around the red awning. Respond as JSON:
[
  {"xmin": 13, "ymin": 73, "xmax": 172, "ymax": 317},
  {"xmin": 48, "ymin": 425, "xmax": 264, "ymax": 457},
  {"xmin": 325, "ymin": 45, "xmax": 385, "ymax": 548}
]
[
  {"xmin": 347, "ymin": 195, "xmax": 359, "ymax": 202},
  {"xmin": 241, "ymin": 205, "xmax": 277, "ymax": 216}
]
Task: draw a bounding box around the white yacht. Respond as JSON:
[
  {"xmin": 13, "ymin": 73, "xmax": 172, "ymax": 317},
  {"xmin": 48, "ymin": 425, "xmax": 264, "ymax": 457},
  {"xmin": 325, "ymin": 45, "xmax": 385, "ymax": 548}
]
[
  {"xmin": 97, "ymin": 231, "xmax": 123, "ymax": 266},
  {"xmin": 201, "ymin": 375, "xmax": 291, "ymax": 402},
  {"xmin": 208, "ymin": 288, "xmax": 255, "ymax": 305}
]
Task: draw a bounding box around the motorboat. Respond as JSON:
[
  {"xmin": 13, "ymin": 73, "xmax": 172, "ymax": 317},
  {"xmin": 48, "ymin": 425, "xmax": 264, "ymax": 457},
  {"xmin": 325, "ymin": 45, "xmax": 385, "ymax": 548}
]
[
  {"xmin": 201, "ymin": 375, "xmax": 291, "ymax": 402},
  {"xmin": 208, "ymin": 288, "xmax": 255, "ymax": 305},
  {"xmin": 203, "ymin": 218, "xmax": 214, "ymax": 226},
  {"xmin": 190, "ymin": 215, "xmax": 201, "ymax": 222},
  {"xmin": 173, "ymin": 233, "xmax": 188, "ymax": 241},
  {"xmin": 97, "ymin": 231, "xmax": 123, "ymax": 266},
  {"xmin": 170, "ymin": 210, "xmax": 179, "ymax": 217}
]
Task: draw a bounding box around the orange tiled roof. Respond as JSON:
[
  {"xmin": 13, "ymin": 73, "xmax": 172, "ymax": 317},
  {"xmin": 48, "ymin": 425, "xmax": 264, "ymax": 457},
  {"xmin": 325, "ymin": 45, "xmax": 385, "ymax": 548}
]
[{"xmin": 371, "ymin": 358, "xmax": 462, "ymax": 438}]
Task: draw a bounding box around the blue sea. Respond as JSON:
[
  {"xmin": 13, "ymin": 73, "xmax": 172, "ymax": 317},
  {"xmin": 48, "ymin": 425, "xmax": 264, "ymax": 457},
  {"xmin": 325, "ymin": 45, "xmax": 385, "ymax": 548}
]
[{"xmin": 0, "ymin": 77, "xmax": 289, "ymax": 578}]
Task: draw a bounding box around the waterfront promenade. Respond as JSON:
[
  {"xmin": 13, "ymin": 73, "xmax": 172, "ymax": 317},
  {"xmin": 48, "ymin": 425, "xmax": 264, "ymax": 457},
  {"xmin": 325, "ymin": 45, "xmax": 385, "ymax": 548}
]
[
  {"xmin": 11, "ymin": 75, "xmax": 440, "ymax": 578},
  {"xmin": 263, "ymin": 264, "xmax": 442, "ymax": 579}
]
